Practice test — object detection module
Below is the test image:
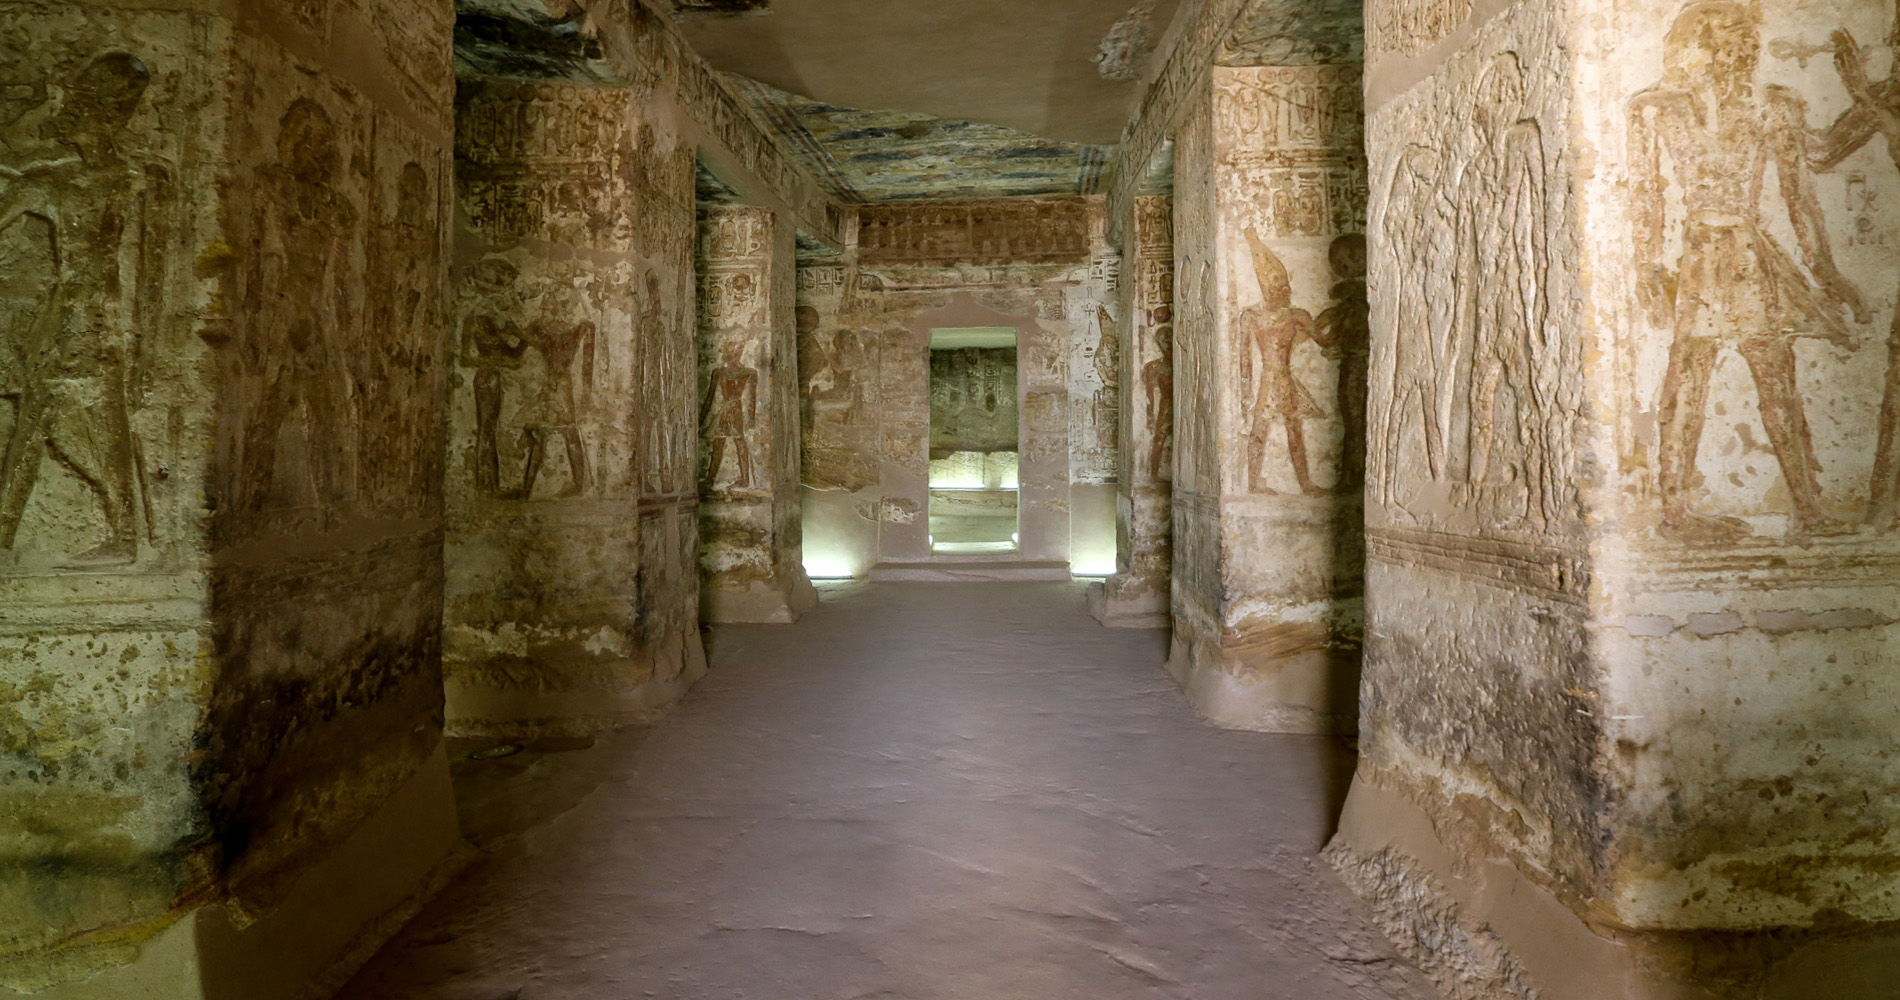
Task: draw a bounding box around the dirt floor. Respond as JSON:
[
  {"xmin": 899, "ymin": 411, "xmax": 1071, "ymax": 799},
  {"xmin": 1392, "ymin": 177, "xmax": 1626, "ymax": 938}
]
[{"xmin": 334, "ymin": 580, "xmax": 1438, "ymax": 1000}]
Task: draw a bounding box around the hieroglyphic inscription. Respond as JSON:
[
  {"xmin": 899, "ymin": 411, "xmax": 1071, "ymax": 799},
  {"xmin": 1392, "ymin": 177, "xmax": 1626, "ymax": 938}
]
[
  {"xmin": 456, "ymin": 82, "xmax": 632, "ymax": 249},
  {"xmin": 1367, "ymin": 0, "xmax": 1474, "ymax": 58},
  {"xmin": 1134, "ymin": 195, "xmax": 1176, "ymax": 482},
  {"xmin": 857, "ymin": 199, "xmax": 1092, "ymax": 266},
  {"xmin": 1217, "ymin": 66, "xmax": 1368, "ymax": 240}
]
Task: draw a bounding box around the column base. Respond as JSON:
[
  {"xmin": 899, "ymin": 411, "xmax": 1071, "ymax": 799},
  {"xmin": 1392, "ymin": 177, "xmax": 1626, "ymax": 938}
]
[
  {"xmin": 1088, "ymin": 574, "xmax": 1170, "ymax": 628},
  {"xmin": 1324, "ymin": 775, "xmax": 1900, "ymax": 1000},
  {"xmin": 1164, "ymin": 623, "xmax": 1357, "ymax": 734},
  {"xmin": 445, "ymin": 629, "xmax": 708, "ymax": 739},
  {"xmin": 30, "ymin": 742, "xmax": 467, "ymax": 1000},
  {"xmin": 701, "ymin": 573, "xmax": 819, "ymax": 624}
]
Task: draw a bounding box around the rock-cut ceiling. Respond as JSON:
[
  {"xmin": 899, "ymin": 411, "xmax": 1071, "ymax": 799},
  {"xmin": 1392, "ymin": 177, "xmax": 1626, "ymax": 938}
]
[{"xmin": 456, "ymin": 0, "xmax": 1364, "ymax": 202}]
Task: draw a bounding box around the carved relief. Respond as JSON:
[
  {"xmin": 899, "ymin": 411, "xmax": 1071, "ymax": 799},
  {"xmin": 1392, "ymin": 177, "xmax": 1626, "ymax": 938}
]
[
  {"xmin": 459, "ymin": 256, "xmax": 605, "ymax": 501},
  {"xmin": 1237, "ymin": 231, "xmax": 1326, "ymax": 495},
  {"xmin": 457, "ymin": 82, "xmax": 632, "ymax": 250},
  {"xmin": 1216, "ymin": 67, "xmax": 1368, "ymax": 241},
  {"xmin": 1367, "ymin": 0, "xmax": 1474, "ymax": 58},
  {"xmin": 1369, "ymin": 50, "xmax": 1573, "ymax": 540},
  {"xmin": 857, "ymin": 200, "xmax": 1092, "ymax": 266},
  {"xmin": 1818, "ymin": 7, "xmax": 1900, "ymax": 530},
  {"xmin": 700, "ymin": 342, "xmax": 758, "ymax": 492},
  {"xmin": 232, "ymin": 96, "xmax": 364, "ymax": 533},
  {"xmin": 0, "ymin": 49, "xmax": 167, "ymax": 565},
  {"xmin": 1630, "ymin": 3, "xmax": 1869, "ymax": 541}
]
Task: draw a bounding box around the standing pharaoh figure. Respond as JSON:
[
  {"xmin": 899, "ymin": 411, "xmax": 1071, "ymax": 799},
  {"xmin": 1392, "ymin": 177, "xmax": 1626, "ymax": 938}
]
[
  {"xmin": 701, "ymin": 341, "xmax": 757, "ymax": 491},
  {"xmin": 1237, "ymin": 228, "xmax": 1325, "ymax": 495},
  {"xmin": 1817, "ymin": 8, "xmax": 1900, "ymax": 529},
  {"xmin": 1375, "ymin": 145, "xmax": 1449, "ymax": 510},
  {"xmin": 516, "ymin": 305, "xmax": 594, "ymax": 501},
  {"xmin": 1142, "ymin": 319, "xmax": 1174, "ymax": 482},
  {"xmin": 1455, "ymin": 53, "xmax": 1553, "ymax": 532},
  {"xmin": 1093, "ymin": 306, "xmax": 1120, "ymax": 458},
  {"xmin": 1630, "ymin": 2, "xmax": 1869, "ymax": 541},
  {"xmin": 366, "ymin": 162, "xmax": 439, "ymax": 510},
  {"xmin": 461, "ymin": 257, "xmax": 527, "ymax": 498},
  {"xmin": 0, "ymin": 52, "xmax": 162, "ymax": 565},
  {"xmin": 242, "ymin": 98, "xmax": 360, "ymax": 525}
]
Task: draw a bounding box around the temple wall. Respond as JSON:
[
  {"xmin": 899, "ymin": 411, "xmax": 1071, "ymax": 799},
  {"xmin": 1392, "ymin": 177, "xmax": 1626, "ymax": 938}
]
[
  {"xmin": 796, "ymin": 198, "xmax": 1117, "ymax": 579},
  {"xmin": 2, "ymin": 0, "xmax": 462, "ymax": 993},
  {"xmin": 1333, "ymin": 0, "xmax": 1900, "ymax": 995}
]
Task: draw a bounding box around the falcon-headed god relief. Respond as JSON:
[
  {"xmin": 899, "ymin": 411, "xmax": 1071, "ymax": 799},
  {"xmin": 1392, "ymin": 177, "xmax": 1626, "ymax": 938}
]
[
  {"xmin": 1630, "ymin": 1, "xmax": 1868, "ymax": 542},
  {"xmin": 1816, "ymin": 5, "xmax": 1900, "ymax": 530}
]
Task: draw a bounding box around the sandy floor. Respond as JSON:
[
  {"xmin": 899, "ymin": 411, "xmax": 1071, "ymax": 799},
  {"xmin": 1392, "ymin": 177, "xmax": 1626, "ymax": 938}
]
[{"xmin": 335, "ymin": 581, "xmax": 1438, "ymax": 1000}]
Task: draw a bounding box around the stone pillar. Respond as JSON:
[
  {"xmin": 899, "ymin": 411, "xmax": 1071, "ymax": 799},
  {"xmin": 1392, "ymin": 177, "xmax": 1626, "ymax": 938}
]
[
  {"xmin": 1165, "ymin": 65, "xmax": 1368, "ymax": 733},
  {"xmin": 1330, "ymin": 1, "xmax": 1900, "ymax": 995},
  {"xmin": 1, "ymin": 0, "xmax": 462, "ymax": 995},
  {"xmin": 445, "ymin": 79, "xmax": 705, "ymax": 737},
  {"xmin": 697, "ymin": 205, "xmax": 816, "ymax": 621},
  {"xmin": 1092, "ymin": 194, "xmax": 1176, "ymax": 626}
]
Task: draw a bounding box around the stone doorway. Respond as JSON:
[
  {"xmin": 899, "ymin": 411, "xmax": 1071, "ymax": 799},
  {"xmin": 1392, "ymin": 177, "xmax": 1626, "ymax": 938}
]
[{"xmin": 927, "ymin": 328, "xmax": 1019, "ymax": 555}]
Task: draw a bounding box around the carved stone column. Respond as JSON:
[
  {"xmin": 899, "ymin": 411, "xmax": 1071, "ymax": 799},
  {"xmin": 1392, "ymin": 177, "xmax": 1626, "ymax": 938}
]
[
  {"xmin": 0, "ymin": 0, "xmax": 462, "ymax": 994},
  {"xmin": 1166, "ymin": 65, "xmax": 1368, "ymax": 733},
  {"xmin": 445, "ymin": 79, "xmax": 706, "ymax": 736},
  {"xmin": 697, "ymin": 205, "xmax": 817, "ymax": 621},
  {"xmin": 1330, "ymin": 0, "xmax": 1900, "ymax": 995},
  {"xmin": 1092, "ymin": 194, "xmax": 1176, "ymax": 626}
]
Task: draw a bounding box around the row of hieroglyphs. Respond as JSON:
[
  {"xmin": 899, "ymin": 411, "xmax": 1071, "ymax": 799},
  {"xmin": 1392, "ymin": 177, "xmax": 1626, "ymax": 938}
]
[
  {"xmin": 1, "ymin": 17, "xmax": 448, "ymax": 567},
  {"xmin": 1366, "ymin": 0, "xmax": 1474, "ymax": 59}
]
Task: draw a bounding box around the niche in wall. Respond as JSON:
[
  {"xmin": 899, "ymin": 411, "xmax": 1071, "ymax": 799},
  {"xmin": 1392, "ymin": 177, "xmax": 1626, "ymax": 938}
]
[{"xmin": 928, "ymin": 328, "xmax": 1018, "ymax": 553}]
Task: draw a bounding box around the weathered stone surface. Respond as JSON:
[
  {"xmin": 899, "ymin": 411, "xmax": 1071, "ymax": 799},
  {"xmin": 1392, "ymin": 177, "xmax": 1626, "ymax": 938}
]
[
  {"xmin": 1164, "ymin": 63, "xmax": 1366, "ymax": 735},
  {"xmin": 1093, "ymin": 194, "xmax": 1175, "ymax": 625},
  {"xmin": 2, "ymin": 0, "xmax": 462, "ymax": 992},
  {"xmin": 697, "ymin": 204, "xmax": 815, "ymax": 622},
  {"xmin": 1339, "ymin": 0, "xmax": 1900, "ymax": 995}
]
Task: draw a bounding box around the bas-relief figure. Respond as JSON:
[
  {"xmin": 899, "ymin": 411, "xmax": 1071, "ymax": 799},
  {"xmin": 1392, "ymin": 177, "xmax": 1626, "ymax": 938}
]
[
  {"xmin": 1458, "ymin": 54, "xmax": 1561, "ymax": 533},
  {"xmin": 1092, "ymin": 305, "xmax": 1121, "ymax": 463},
  {"xmin": 460, "ymin": 256, "xmax": 601, "ymax": 501},
  {"xmin": 363, "ymin": 161, "xmax": 444, "ymax": 514},
  {"xmin": 0, "ymin": 51, "xmax": 164, "ymax": 565},
  {"xmin": 1235, "ymin": 229, "xmax": 1366, "ymax": 497},
  {"xmin": 1142, "ymin": 322, "xmax": 1174, "ymax": 481},
  {"xmin": 701, "ymin": 342, "xmax": 758, "ymax": 492},
  {"xmin": 1819, "ymin": 5, "xmax": 1900, "ymax": 530},
  {"xmin": 1237, "ymin": 230, "xmax": 1323, "ymax": 496},
  {"xmin": 1374, "ymin": 145, "xmax": 1454, "ymax": 510},
  {"xmin": 1370, "ymin": 48, "xmax": 1570, "ymax": 539},
  {"xmin": 238, "ymin": 97, "xmax": 360, "ymax": 529},
  {"xmin": 1629, "ymin": 1, "xmax": 1871, "ymax": 542}
]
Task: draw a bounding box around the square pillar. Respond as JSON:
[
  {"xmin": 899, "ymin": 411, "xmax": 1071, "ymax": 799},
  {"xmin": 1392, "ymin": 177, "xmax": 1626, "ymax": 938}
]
[
  {"xmin": 1, "ymin": 0, "xmax": 461, "ymax": 994},
  {"xmin": 1093, "ymin": 194, "xmax": 1176, "ymax": 626},
  {"xmin": 697, "ymin": 205, "xmax": 816, "ymax": 621},
  {"xmin": 1167, "ymin": 65, "xmax": 1368, "ymax": 733},
  {"xmin": 445, "ymin": 78, "xmax": 706, "ymax": 737},
  {"xmin": 1331, "ymin": 1, "xmax": 1900, "ymax": 995}
]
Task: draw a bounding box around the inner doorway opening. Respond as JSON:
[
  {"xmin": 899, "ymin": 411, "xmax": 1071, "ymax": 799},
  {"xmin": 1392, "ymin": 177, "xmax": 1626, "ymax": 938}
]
[{"xmin": 928, "ymin": 328, "xmax": 1018, "ymax": 555}]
